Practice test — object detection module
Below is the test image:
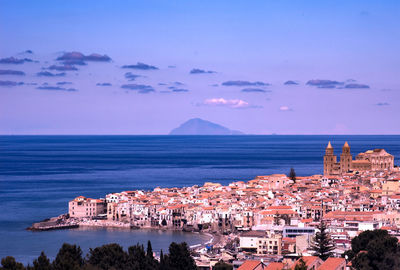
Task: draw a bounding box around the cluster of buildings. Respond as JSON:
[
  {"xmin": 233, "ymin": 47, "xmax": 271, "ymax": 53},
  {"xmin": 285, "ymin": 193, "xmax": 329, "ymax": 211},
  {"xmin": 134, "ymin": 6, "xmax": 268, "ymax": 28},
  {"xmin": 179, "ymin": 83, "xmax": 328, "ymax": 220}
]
[{"xmin": 67, "ymin": 143, "xmax": 398, "ymax": 269}]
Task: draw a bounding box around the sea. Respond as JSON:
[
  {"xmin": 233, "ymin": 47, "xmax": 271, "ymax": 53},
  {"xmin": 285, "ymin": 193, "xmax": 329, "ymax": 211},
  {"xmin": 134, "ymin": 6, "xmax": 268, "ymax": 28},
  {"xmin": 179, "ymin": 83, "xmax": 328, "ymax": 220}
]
[{"xmin": 1, "ymin": 135, "xmax": 399, "ymax": 264}]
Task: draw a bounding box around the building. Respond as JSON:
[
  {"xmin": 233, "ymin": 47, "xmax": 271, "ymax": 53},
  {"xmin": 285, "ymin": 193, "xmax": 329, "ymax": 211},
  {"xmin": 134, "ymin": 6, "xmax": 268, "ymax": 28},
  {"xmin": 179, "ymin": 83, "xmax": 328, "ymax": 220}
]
[
  {"xmin": 355, "ymin": 149, "xmax": 395, "ymax": 171},
  {"xmin": 291, "ymin": 256, "xmax": 323, "ymax": 270},
  {"xmin": 318, "ymin": 257, "xmax": 346, "ymax": 270},
  {"xmin": 237, "ymin": 260, "xmax": 267, "ymax": 270},
  {"xmin": 68, "ymin": 196, "xmax": 106, "ymax": 218},
  {"xmin": 323, "ymin": 141, "xmax": 394, "ymax": 175},
  {"xmin": 283, "ymin": 226, "xmax": 315, "ymax": 238},
  {"xmin": 239, "ymin": 231, "xmax": 282, "ymax": 255}
]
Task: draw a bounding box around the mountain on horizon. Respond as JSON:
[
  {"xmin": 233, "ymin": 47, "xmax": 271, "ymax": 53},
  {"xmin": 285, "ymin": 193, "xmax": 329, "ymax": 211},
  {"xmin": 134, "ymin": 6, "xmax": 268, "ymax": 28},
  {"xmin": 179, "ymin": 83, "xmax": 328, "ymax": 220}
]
[{"xmin": 169, "ymin": 118, "xmax": 244, "ymax": 135}]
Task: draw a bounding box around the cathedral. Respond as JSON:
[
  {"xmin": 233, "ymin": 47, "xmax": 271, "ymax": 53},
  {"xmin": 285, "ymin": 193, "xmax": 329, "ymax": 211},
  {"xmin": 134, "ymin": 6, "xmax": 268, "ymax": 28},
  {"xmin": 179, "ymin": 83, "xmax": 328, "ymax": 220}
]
[{"xmin": 323, "ymin": 141, "xmax": 395, "ymax": 176}]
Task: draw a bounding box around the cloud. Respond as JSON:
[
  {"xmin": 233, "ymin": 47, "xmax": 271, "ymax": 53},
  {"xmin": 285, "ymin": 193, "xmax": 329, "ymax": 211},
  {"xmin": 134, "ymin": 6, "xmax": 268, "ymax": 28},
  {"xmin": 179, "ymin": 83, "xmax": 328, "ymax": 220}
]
[
  {"xmin": 222, "ymin": 80, "xmax": 269, "ymax": 86},
  {"xmin": 48, "ymin": 64, "xmax": 78, "ymax": 71},
  {"xmin": 168, "ymin": 65, "xmax": 176, "ymax": 68},
  {"xmin": 25, "ymin": 50, "xmax": 33, "ymax": 54},
  {"xmin": 61, "ymin": 59, "xmax": 87, "ymax": 66},
  {"xmin": 96, "ymin": 83, "xmax": 112, "ymax": 86},
  {"xmin": 344, "ymin": 83, "xmax": 370, "ymax": 89},
  {"xmin": 279, "ymin": 106, "xmax": 293, "ymax": 111},
  {"xmin": 190, "ymin": 68, "xmax": 216, "ymax": 74},
  {"xmin": 124, "ymin": 72, "xmax": 141, "ymax": 81},
  {"xmin": 158, "ymin": 83, "xmax": 167, "ymax": 86},
  {"xmin": 36, "ymin": 86, "xmax": 77, "ymax": 91},
  {"xmin": 37, "ymin": 71, "xmax": 66, "ymax": 77},
  {"xmin": 241, "ymin": 88, "xmax": 269, "ymax": 93},
  {"xmin": 0, "ymin": 80, "xmax": 24, "ymax": 87},
  {"xmin": 57, "ymin": 52, "xmax": 111, "ymax": 62},
  {"xmin": 0, "ymin": 69, "xmax": 25, "ymax": 76},
  {"xmin": 121, "ymin": 84, "xmax": 155, "ymax": 93},
  {"xmin": 173, "ymin": 89, "xmax": 189, "ymax": 92},
  {"xmin": 376, "ymin": 102, "xmax": 390, "ymax": 106},
  {"xmin": 0, "ymin": 57, "xmax": 33, "ymax": 64},
  {"xmin": 121, "ymin": 62, "xmax": 158, "ymax": 70},
  {"xmin": 284, "ymin": 80, "xmax": 299, "ymax": 85},
  {"xmin": 56, "ymin": 81, "xmax": 72, "ymax": 85},
  {"xmin": 168, "ymin": 86, "xmax": 189, "ymax": 92},
  {"xmin": 306, "ymin": 79, "xmax": 343, "ymax": 88},
  {"xmin": 201, "ymin": 98, "xmax": 260, "ymax": 109},
  {"xmin": 174, "ymin": 81, "xmax": 184, "ymax": 86}
]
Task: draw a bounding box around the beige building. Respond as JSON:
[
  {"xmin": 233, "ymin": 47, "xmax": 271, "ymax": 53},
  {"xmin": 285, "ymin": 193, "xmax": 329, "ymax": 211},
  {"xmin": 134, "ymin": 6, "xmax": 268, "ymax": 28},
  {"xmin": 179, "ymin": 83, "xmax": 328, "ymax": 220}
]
[
  {"xmin": 355, "ymin": 149, "xmax": 394, "ymax": 171},
  {"xmin": 239, "ymin": 231, "xmax": 282, "ymax": 255},
  {"xmin": 324, "ymin": 141, "xmax": 394, "ymax": 176},
  {"xmin": 69, "ymin": 196, "xmax": 106, "ymax": 218}
]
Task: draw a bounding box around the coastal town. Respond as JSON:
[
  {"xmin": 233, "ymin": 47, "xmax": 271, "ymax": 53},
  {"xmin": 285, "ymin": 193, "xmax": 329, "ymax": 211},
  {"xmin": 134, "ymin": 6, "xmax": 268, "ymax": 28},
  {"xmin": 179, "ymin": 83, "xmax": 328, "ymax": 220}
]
[{"xmin": 31, "ymin": 142, "xmax": 398, "ymax": 269}]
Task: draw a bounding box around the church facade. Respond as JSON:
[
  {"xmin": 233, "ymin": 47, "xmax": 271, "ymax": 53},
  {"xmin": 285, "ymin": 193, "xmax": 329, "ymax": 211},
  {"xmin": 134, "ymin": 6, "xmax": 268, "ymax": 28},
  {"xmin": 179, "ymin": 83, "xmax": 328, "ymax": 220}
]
[{"xmin": 323, "ymin": 141, "xmax": 394, "ymax": 176}]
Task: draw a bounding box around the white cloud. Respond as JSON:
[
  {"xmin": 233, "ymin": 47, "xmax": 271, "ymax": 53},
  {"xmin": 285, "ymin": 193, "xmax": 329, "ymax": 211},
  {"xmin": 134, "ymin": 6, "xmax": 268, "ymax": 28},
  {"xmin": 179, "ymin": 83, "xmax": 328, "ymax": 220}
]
[
  {"xmin": 279, "ymin": 106, "xmax": 292, "ymax": 111},
  {"xmin": 202, "ymin": 98, "xmax": 252, "ymax": 109}
]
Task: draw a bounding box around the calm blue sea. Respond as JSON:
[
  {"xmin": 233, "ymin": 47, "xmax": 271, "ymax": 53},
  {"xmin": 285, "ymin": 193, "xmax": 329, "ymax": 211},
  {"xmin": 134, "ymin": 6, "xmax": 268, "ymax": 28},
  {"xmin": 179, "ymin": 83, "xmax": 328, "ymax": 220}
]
[{"xmin": 0, "ymin": 135, "xmax": 399, "ymax": 264}]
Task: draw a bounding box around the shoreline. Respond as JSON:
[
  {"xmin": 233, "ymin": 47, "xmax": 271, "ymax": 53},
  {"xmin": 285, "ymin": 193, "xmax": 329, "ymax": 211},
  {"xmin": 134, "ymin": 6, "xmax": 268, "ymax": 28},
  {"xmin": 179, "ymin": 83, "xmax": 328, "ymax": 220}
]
[{"xmin": 28, "ymin": 217, "xmax": 218, "ymax": 251}]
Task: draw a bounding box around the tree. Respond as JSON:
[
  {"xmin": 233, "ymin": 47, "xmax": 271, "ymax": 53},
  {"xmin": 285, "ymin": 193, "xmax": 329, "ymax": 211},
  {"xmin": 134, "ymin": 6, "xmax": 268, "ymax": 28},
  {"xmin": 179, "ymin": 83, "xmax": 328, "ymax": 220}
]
[
  {"xmin": 87, "ymin": 243, "xmax": 127, "ymax": 270},
  {"xmin": 345, "ymin": 230, "xmax": 400, "ymax": 270},
  {"xmin": 0, "ymin": 256, "xmax": 25, "ymax": 270},
  {"xmin": 165, "ymin": 242, "xmax": 196, "ymax": 270},
  {"xmin": 294, "ymin": 257, "xmax": 307, "ymax": 270},
  {"xmin": 288, "ymin": 168, "xmax": 296, "ymax": 183},
  {"xmin": 146, "ymin": 241, "xmax": 153, "ymax": 259},
  {"xmin": 33, "ymin": 252, "xmax": 52, "ymax": 270},
  {"xmin": 158, "ymin": 250, "xmax": 169, "ymax": 270},
  {"xmin": 145, "ymin": 241, "xmax": 158, "ymax": 269},
  {"xmin": 310, "ymin": 220, "xmax": 335, "ymax": 260},
  {"xmin": 52, "ymin": 243, "xmax": 83, "ymax": 270},
  {"xmin": 213, "ymin": 260, "xmax": 233, "ymax": 270}
]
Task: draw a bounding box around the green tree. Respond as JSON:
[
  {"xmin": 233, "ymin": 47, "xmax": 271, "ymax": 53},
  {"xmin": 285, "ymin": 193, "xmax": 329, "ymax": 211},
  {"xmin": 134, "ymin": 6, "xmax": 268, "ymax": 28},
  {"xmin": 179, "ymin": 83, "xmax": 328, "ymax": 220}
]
[
  {"xmin": 88, "ymin": 243, "xmax": 127, "ymax": 270},
  {"xmin": 310, "ymin": 220, "xmax": 335, "ymax": 260},
  {"xmin": 294, "ymin": 257, "xmax": 307, "ymax": 270},
  {"xmin": 33, "ymin": 252, "xmax": 52, "ymax": 270},
  {"xmin": 145, "ymin": 241, "xmax": 158, "ymax": 269},
  {"xmin": 288, "ymin": 168, "xmax": 296, "ymax": 183},
  {"xmin": 52, "ymin": 243, "xmax": 83, "ymax": 270},
  {"xmin": 127, "ymin": 242, "xmax": 159, "ymax": 270},
  {"xmin": 346, "ymin": 230, "xmax": 400, "ymax": 270},
  {"xmin": 158, "ymin": 250, "xmax": 169, "ymax": 270},
  {"xmin": 164, "ymin": 242, "xmax": 196, "ymax": 270},
  {"xmin": 146, "ymin": 241, "xmax": 153, "ymax": 259},
  {"xmin": 213, "ymin": 260, "xmax": 233, "ymax": 270},
  {"xmin": 0, "ymin": 256, "xmax": 25, "ymax": 270}
]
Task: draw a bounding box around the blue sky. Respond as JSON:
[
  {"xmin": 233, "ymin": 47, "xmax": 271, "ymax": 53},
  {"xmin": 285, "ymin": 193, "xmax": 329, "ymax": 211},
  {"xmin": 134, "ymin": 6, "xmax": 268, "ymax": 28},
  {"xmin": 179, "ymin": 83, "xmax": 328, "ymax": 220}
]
[{"xmin": 0, "ymin": 0, "xmax": 399, "ymax": 134}]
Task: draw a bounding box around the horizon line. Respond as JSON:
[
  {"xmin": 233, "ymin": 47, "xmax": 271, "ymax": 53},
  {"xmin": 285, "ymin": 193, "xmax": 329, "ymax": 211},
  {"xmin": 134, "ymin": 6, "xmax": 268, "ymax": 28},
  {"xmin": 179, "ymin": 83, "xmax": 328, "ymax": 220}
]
[{"xmin": 1, "ymin": 134, "xmax": 400, "ymax": 136}]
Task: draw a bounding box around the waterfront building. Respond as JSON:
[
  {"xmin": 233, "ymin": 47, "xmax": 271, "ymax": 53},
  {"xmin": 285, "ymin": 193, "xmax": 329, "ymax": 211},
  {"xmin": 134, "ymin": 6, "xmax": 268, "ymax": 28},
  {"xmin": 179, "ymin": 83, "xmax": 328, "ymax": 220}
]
[{"xmin": 68, "ymin": 196, "xmax": 106, "ymax": 218}]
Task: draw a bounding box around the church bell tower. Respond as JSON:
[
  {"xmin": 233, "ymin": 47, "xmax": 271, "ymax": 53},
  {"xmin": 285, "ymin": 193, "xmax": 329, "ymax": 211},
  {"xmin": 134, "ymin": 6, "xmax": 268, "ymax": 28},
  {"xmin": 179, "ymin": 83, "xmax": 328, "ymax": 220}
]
[
  {"xmin": 340, "ymin": 141, "xmax": 352, "ymax": 173},
  {"xmin": 324, "ymin": 141, "xmax": 337, "ymax": 176}
]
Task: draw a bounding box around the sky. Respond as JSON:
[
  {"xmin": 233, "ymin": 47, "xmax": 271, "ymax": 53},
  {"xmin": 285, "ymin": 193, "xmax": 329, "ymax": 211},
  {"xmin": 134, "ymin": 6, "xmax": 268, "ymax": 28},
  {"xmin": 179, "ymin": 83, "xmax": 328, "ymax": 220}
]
[{"xmin": 0, "ymin": 0, "xmax": 399, "ymax": 135}]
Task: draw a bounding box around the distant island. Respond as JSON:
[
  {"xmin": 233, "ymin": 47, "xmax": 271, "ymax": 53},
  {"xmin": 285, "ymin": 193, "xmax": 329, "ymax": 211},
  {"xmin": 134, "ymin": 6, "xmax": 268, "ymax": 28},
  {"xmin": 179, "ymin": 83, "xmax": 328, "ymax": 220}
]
[{"xmin": 169, "ymin": 118, "xmax": 243, "ymax": 135}]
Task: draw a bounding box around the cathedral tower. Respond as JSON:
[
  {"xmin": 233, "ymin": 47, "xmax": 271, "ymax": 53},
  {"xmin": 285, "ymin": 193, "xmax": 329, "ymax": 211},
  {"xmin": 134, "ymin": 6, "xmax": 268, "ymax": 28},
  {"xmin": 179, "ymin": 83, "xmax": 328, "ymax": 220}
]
[
  {"xmin": 323, "ymin": 141, "xmax": 337, "ymax": 175},
  {"xmin": 340, "ymin": 141, "xmax": 352, "ymax": 173}
]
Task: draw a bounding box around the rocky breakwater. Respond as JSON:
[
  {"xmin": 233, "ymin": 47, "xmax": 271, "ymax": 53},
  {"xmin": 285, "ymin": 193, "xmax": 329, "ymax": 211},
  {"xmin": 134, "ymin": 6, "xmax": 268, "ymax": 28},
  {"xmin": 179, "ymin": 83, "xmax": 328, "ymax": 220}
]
[{"xmin": 27, "ymin": 214, "xmax": 79, "ymax": 231}]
